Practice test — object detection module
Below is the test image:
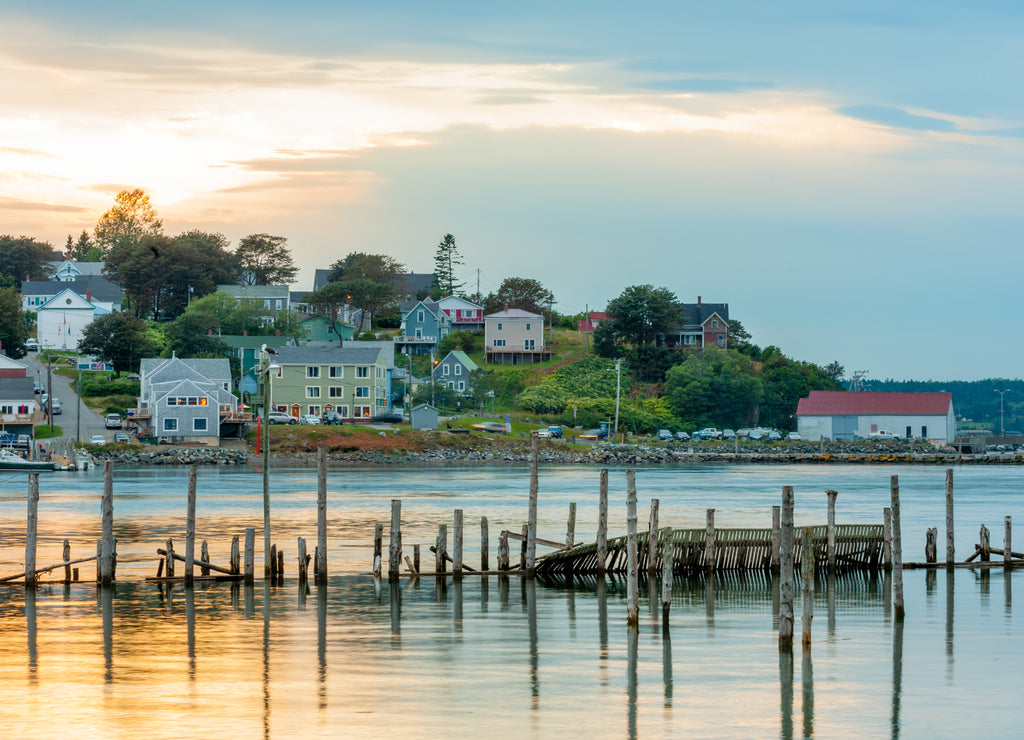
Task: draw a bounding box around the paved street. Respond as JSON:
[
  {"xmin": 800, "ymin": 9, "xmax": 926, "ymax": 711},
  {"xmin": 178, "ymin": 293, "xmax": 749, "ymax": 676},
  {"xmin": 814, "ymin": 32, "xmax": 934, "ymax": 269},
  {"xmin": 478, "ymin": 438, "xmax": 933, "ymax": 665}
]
[{"xmin": 22, "ymin": 353, "xmax": 109, "ymax": 443}]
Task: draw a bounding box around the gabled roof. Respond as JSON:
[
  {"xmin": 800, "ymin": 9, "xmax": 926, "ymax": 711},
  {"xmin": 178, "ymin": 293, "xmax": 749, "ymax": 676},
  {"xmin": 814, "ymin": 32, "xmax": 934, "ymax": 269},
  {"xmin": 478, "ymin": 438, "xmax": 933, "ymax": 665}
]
[
  {"xmin": 394, "ymin": 273, "xmax": 435, "ymax": 297},
  {"xmin": 486, "ymin": 308, "xmax": 542, "ymax": 319},
  {"xmin": 796, "ymin": 391, "xmax": 953, "ymax": 416},
  {"xmin": 441, "ymin": 350, "xmax": 479, "ymax": 372},
  {"xmin": 38, "ymin": 288, "xmax": 96, "ymax": 311},
  {"xmin": 23, "ymin": 277, "xmax": 121, "ymax": 303},
  {"xmin": 438, "ymin": 295, "xmax": 483, "ymax": 311},
  {"xmin": 217, "ymin": 284, "xmax": 290, "ymax": 300},
  {"xmin": 273, "ymin": 345, "xmax": 383, "ymax": 365},
  {"xmin": 678, "ymin": 301, "xmax": 729, "ymax": 328},
  {"xmin": 141, "ymin": 357, "xmax": 231, "ymax": 386},
  {"xmin": 0, "ymin": 355, "xmax": 28, "ymax": 373}
]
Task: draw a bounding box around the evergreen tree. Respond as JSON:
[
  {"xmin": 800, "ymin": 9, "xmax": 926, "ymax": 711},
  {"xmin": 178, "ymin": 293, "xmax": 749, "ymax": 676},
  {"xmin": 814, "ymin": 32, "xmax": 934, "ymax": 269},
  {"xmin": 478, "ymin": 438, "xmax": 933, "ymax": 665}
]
[{"xmin": 433, "ymin": 233, "xmax": 464, "ymax": 295}]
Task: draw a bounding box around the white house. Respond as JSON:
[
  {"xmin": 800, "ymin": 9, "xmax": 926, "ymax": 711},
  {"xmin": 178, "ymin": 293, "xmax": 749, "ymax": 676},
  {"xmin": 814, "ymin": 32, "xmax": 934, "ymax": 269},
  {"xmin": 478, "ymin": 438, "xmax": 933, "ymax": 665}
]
[
  {"xmin": 796, "ymin": 391, "xmax": 955, "ymax": 443},
  {"xmin": 484, "ymin": 308, "xmax": 550, "ymax": 364},
  {"xmin": 36, "ymin": 288, "xmax": 108, "ymax": 350}
]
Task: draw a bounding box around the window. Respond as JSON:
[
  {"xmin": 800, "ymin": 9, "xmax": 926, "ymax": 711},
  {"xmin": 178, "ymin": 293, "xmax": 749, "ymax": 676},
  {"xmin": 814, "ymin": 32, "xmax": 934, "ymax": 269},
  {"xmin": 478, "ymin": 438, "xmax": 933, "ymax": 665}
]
[
  {"xmin": 712, "ymin": 318, "xmax": 718, "ymax": 328},
  {"xmin": 717, "ymin": 335, "xmax": 725, "ymax": 346},
  {"xmin": 307, "ymin": 366, "xmax": 320, "ymax": 378},
  {"xmin": 354, "ymin": 406, "xmax": 371, "ymax": 418},
  {"xmin": 376, "ymin": 367, "xmax": 384, "ymax": 378},
  {"xmin": 276, "ymin": 299, "xmax": 282, "ymax": 311},
  {"xmin": 493, "ymin": 339, "xmax": 505, "ymax": 347},
  {"xmin": 497, "ymin": 323, "xmax": 502, "ymax": 331},
  {"xmin": 454, "ymin": 364, "xmax": 462, "ymax": 376},
  {"xmin": 329, "ymin": 386, "xmax": 344, "ymax": 398},
  {"xmin": 443, "ymin": 364, "xmax": 450, "ymax": 376},
  {"xmin": 164, "ymin": 418, "xmax": 178, "ymax": 431},
  {"xmin": 308, "ymin": 405, "xmax": 321, "ymax": 415},
  {"xmin": 264, "ymin": 300, "xmax": 271, "ymax": 309},
  {"xmin": 458, "ymin": 381, "xmax": 465, "ymax": 392},
  {"xmin": 356, "ymin": 367, "xmax": 369, "ymax": 378},
  {"xmin": 417, "ymin": 310, "xmax": 425, "ymax": 322},
  {"xmin": 306, "ymin": 386, "xmax": 321, "ymax": 398},
  {"xmin": 0, "ymin": 405, "xmax": 10, "ymax": 414},
  {"xmin": 355, "ymin": 386, "xmax": 369, "ymax": 398},
  {"xmin": 329, "ymin": 366, "xmax": 343, "ymax": 378},
  {"xmin": 193, "ymin": 418, "xmax": 208, "ymax": 432},
  {"xmin": 338, "ymin": 405, "xmax": 349, "ymax": 418},
  {"xmin": 526, "ymin": 323, "xmax": 531, "ymax": 331},
  {"xmin": 167, "ymin": 397, "xmax": 208, "ymax": 406},
  {"xmin": 525, "ymin": 339, "xmax": 535, "ymax": 350}
]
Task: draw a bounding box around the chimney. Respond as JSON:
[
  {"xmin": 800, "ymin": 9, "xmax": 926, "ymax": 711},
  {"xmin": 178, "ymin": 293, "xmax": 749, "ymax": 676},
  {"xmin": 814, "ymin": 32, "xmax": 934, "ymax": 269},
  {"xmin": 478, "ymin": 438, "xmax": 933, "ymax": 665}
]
[
  {"xmin": 242, "ymin": 330, "xmax": 247, "ymax": 336},
  {"xmin": 86, "ymin": 288, "xmax": 91, "ymax": 302},
  {"xmin": 504, "ymin": 303, "xmax": 509, "ymax": 311},
  {"xmin": 697, "ymin": 296, "xmax": 701, "ymax": 306},
  {"xmin": 275, "ymin": 330, "xmax": 281, "ymax": 336}
]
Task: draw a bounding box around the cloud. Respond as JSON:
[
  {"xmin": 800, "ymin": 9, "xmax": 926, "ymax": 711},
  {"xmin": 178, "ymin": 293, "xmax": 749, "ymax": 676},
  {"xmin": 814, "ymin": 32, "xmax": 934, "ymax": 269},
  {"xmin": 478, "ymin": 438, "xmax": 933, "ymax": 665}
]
[
  {"xmin": 0, "ymin": 196, "xmax": 90, "ymax": 213},
  {"xmin": 632, "ymin": 79, "xmax": 774, "ymax": 94},
  {"xmin": 474, "ymin": 93, "xmax": 552, "ymax": 106},
  {"xmin": 835, "ymin": 105, "xmax": 957, "ymax": 132}
]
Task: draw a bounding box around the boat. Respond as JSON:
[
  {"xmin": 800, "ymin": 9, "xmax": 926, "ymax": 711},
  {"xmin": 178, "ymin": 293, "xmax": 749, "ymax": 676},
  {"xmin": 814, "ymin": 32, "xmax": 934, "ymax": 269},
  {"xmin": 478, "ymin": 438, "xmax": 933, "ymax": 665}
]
[{"xmin": 0, "ymin": 448, "xmax": 58, "ymax": 471}]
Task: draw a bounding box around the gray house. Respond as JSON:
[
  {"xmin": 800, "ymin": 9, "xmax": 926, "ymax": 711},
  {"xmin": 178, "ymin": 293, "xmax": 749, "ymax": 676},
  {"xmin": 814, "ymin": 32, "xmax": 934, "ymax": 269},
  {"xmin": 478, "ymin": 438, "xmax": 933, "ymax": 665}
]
[
  {"xmin": 410, "ymin": 403, "xmax": 438, "ymax": 430},
  {"xmin": 431, "ymin": 350, "xmax": 479, "ymax": 394},
  {"xmin": 131, "ymin": 357, "xmax": 243, "ymax": 443}
]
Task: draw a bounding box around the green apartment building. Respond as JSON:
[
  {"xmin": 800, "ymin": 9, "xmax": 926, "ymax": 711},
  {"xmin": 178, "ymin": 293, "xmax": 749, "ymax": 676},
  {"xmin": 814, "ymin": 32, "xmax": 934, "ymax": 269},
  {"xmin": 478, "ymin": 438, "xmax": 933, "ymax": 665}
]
[{"xmin": 261, "ymin": 345, "xmax": 390, "ymax": 421}]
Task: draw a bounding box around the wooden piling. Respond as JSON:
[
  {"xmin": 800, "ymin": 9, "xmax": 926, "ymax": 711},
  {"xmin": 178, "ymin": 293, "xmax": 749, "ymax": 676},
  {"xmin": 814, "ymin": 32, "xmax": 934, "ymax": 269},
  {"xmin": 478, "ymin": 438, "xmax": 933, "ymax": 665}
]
[
  {"xmin": 373, "ymin": 523, "xmax": 383, "ymax": 577},
  {"xmin": 389, "ymin": 499, "xmax": 402, "ymax": 581},
  {"xmin": 890, "ymin": 475, "xmax": 905, "ymax": 620},
  {"xmin": 704, "ymin": 508, "xmax": 716, "ymax": 572},
  {"xmin": 498, "ymin": 532, "xmax": 509, "ymax": 571},
  {"xmin": 165, "ymin": 538, "xmax": 176, "ymax": 579},
  {"xmin": 801, "ymin": 527, "xmax": 813, "ymax": 646},
  {"xmin": 231, "ymin": 536, "xmax": 240, "ymax": 575},
  {"xmin": 926, "ymin": 528, "xmax": 937, "ymax": 563},
  {"xmin": 771, "ymin": 505, "xmax": 781, "ymax": 572},
  {"xmin": 200, "ymin": 541, "xmax": 210, "ymax": 577},
  {"xmin": 453, "ymin": 509, "xmax": 464, "ymax": 576},
  {"xmin": 270, "ymin": 543, "xmax": 277, "ymax": 576},
  {"xmin": 626, "ymin": 470, "xmax": 639, "ymax": 626},
  {"xmin": 520, "ymin": 524, "xmax": 528, "ymax": 570},
  {"xmin": 980, "ymin": 524, "xmax": 991, "ymax": 562},
  {"xmin": 243, "ymin": 527, "xmax": 255, "ymax": 583},
  {"xmin": 413, "ymin": 543, "xmax": 421, "ymax": 574},
  {"xmin": 25, "ymin": 473, "xmax": 39, "ymax": 587},
  {"xmin": 100, "ymin": 460, "xmax": 114, "ymax": 585},
  {"xmin": 298, "ymin": 537, "xmax": 308, "ymax": 583},
  {"xmin": 63, "ymin": 540, "xmax": 71, "ymax": 584},
  {"xmin": 597, "ymin": 469, "xmax": 609, "ymax": 573},
  {"xmin": 185, "ymin": 465, "xmax": 197, "ymax": 585},
  {"xmin": 883, "ymin": 507, "xmax": 892, "ymax": 568},
  {"xmin": 567, "ymin": 503, "xmax": 577, "ymax": 549},
  {"xmin": 945, "ymin": 469, "xmax": 954, "ymax": 566},
  {"xmin": 661, "ymin": 529, "xmax": 673, "ymax": 625},
  {"xmin": 316, "ymin": 447, "xmax": 328, "ymax": 584},
  {"xmin": 648, "ymin": 499, "xmax": 659, "ymax": 573},
  {"xmin": 526, "ymin": 431, "xmax": 539, "ymax": 574},
  {"xmin": 436, "ymin": 524, "xmax": 447, "ymax": 574},
  {"xmin": 1005, "ymin": 516, "xmax": 1012, "ymax": 568},
  {"xmin": 779, "ymin": 486, "xmax": 795, "ymax": 651},
  {"xmin": 825, "ymin": 489, "xmax": 838, "ymax": 572},
  {"xmin": 480, "ymin": 517, "xmax": 489, "ymax": 571}
]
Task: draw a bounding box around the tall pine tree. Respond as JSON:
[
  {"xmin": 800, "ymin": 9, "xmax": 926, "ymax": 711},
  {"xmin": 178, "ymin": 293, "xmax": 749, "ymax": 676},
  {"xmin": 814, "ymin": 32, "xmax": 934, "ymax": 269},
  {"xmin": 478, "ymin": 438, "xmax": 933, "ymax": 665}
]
[{"xmin": 433, "ymin": 233, "xmax": 464, "ymax": 296}]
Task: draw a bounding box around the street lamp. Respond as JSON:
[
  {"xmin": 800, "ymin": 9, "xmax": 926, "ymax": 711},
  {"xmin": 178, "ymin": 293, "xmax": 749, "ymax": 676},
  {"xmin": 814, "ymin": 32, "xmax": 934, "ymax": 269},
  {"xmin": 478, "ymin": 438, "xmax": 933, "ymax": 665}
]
[
  {"xmin": 613, "ymin": 358, "xmax": 624, "ymax": 441},
  {"xmin": 259, "ymin": 346, "xmax": 281, "ymax": 578},
  {"xmin": 995, "ymin": 388, "xmax": 1011, "ymax": 437}
]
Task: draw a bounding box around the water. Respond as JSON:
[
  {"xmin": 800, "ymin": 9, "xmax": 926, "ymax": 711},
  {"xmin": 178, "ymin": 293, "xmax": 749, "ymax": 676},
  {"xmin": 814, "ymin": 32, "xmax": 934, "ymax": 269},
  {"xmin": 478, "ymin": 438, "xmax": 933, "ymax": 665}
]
[{"xmin": 0, "ymin": 463, "xmax": 1020, "ymax": 738}]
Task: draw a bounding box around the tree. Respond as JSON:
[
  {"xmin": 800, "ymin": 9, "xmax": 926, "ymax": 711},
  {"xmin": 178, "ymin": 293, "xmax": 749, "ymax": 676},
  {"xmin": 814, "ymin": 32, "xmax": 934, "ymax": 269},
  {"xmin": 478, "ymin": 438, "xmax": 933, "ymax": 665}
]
[
  {"xmin": 78, "ymin": 312, "xmax": 156, "ymax": 375},
  {"xmin": 438, "ymin": 330, "xmax": 480, "ymax": 356},
  {"xmin": 823, "ymin": 361, "xmax": 845, "ymax": 385},
  {"xmin": 603, "ymin": 285, "xmax": 680, "ymax": 349},
  {"xmin": 66, "ymin": 231, "xmax": 100, "ymax": 262},
  {"xmin": 93, "ymin": 188, "xmax": 163, "ymax": 257},
  {"xmin": 235, "ymin": 233, "xmax": 297, "ymax": 286},
  {"xmin": 306, "ymin": 282, "xmax": 356, "ymax": 343},
  {"xmin": 0, "ymin": 287, "xmax": 29, "ymax": 358},
  {"xmin": 433, "ymin": 233, "xmax": 464, "ymax": 295},
  {"xmin": 177, "ymin": 290, "xmax": 268, "ymax": 335},
  {"xmin": 327, "ymin": 252, "xmax": 405, "ymax": 287},
  {"xmin": 0, "ymin": 235, "xmax": 58, "ymax": 284},
  {"xmin": 483, "ymin": 277, "xmax": 555, "ymax": 320},
  {"xmin": 164, "ymin": 312, "xmax": 231, "ymax": 357},
  {"xmin": 665, "ymin": 347, "xmax": 763, "ymax": 430}
]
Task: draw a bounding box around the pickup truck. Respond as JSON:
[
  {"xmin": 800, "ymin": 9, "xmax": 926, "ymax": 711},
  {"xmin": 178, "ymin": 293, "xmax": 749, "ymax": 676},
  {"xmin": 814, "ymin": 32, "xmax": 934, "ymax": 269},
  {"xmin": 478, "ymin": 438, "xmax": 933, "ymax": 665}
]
[
  {"xmin": 866, "ymin": 430, "xmax": 900, "ymax": 441},
  {"xmin": 694, "ymin": 428, "xmax": 721, "ymax": 440}
]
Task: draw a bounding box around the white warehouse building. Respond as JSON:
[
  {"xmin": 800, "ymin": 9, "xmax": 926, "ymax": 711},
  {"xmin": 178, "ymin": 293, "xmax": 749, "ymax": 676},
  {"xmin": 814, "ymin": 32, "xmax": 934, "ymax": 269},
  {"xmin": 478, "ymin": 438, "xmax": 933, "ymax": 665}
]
[{"xmin": 796, "ymin": 391, "xmax": 955, "ymax": 443}]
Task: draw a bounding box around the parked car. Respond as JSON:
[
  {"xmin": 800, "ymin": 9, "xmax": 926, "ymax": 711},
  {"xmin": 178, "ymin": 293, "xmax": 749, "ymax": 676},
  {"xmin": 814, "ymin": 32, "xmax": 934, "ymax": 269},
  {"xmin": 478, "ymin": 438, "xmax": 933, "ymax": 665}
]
[
  {"xmin": 300, "ymin": 414, "xmax": 321, "ymax": 425},
  {"xmin": 767, "ymin": 430, "xmax": 782, "ymax": 441},
  {"xmin": 547, "ymin": 426, "xmax": 563, "ymax": 439},
  {"xmin": 580, "ymin": 428, "xmax": 609, "ymax": 440},
  {"xmin": 25, "ymin": 338, "xmax": 38, "ymax": 351},
  {"xmin": 658, "ymin": 429, "xmax": 673, "ymax": 441},
  {"xmin": 722, "ymin": 429, "xmax": 736, "ymax": 440},
  {"xmin": 787, "ymin": 432, "xmax": 802, "ymax": 441},
  {"xmin": 695, "ymin": 428, "xmax": 721, "ymax": 440},
  {"xmin": 104, "ymin": 413, "xmax": 122, "ymax": 429},
  {"xmin": 675, "ymin": 431, "xmax": 690, "ymax": 441},
  {"xmin": 114, "ymin": 431, "xmax": 131, "ymax": 443},
  {"xmin": 267, "ymin": 411, "xmax": 297, "ymax": 425},
  {"xmin": 49, "ymin": 398, "xmax": 62, "ymax": 415},
  {"xmin": 321, "ymin": 411, "xmax": 344, "ymax": 425},
  {"xmin": 536, "ymin": 429, "xmax": 552, "ymax": 439},
  {"xmin": 33, "ymin": 381, "xmax": 43, "ymax": 394},
  {"xmin": 472, "ymin": 421, "xmax": 507, "ymax": 433},
  {"xmin": 747, "ymin": 430, "xmax": 764, "ymax": 440},
  {"xmin": 371, "ymin": 412, "xmax": 404, "ymax": 423},
  {"xmin": 15, "ymin": 434, "xmax": 30, "ymax": 449},
  {"xmin": 867, "ymin": 430, "xmax": 900, "ymax": 441},
  {"xmin": 89, "ymin": 434, "xmax": 106, "ymax": 446}
]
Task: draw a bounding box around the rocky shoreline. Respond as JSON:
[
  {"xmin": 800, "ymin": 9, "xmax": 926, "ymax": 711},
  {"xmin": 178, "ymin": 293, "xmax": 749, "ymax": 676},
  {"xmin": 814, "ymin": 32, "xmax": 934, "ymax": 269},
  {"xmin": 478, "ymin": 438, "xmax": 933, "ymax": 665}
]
[{"xmin": 87, "ymin": 441, "xmax": 1022, "ymax": 467}]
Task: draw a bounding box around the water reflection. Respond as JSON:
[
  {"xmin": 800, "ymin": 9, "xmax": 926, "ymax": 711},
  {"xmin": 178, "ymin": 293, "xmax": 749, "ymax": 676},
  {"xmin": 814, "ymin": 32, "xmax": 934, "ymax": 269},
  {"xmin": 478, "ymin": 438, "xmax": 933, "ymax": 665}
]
[
  {"xmin": 626, "ymin": 624, "xmax": 638, "ymax": 740},
  {"xmin": 779, "ymin": 649, "xmax": 794, "ymax": 740},
  {"xmin": 802, "ymin": 647, "xmax": 815, "ymax": 738},
  {"xmin": 25, "ymin": 586, "xmax": 36, "ymax": 685},
  {"xmin": 891, "ymin": 619, "xmax": 904, "ymax": 739},
  {"xmin": 100, "ymin": 585, "xmax": 113, "ymax": 684}
]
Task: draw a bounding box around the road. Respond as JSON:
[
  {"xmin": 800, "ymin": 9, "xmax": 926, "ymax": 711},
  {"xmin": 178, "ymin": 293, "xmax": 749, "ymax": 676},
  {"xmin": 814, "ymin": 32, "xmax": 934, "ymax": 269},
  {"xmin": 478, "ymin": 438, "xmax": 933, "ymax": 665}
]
[{"xmin": 23, "ymin": 353, "xmax": 110, "ymax": 443}]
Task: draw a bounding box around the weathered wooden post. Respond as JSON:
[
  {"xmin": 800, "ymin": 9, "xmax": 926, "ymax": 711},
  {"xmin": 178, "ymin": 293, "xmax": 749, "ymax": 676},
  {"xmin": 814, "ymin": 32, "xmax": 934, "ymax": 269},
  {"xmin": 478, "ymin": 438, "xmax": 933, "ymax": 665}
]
[
  {"xmin": 453, "ymin": 509, "xmax": 464, "ymax": 576},
  {"xmin": 526, "ymin": 431, "xmax": 539, "ymax": 575},
  {"xmin": 413, "ymin": 544, "xmax": 421, "ymax": 574},
  {"xmin": 436, "ymin": 524, "xmax": 447, "ymax": 574},
  {"xmin": 316, "ymin": 447, "xmax": 328, "ymax": 584},
  {"xmin": 597, "ymin": 468, "xmax": 609, "ymax": 573},
  {"xmin": 772, "ymin": 505, "xmax": 781, "ymax": 572},
  {"xmin": 980, "ymin": 524, "xmax": 991, "ymax": 562},
  {"xmin": 1005, "ymin": 516, "xmax": 1012, "ymax": 568},
  {"xmin": 945, "ymin": 469, "xmax": 955, "ymax": 566},
  {"xmin": 200, "ymin": 541, "xmax": 210, "ymax": 577},
  {"xmin": 62, "ymin": 540, "xmax": 71, "ymax": 584},
  {"xmin": 825, "ymin": 489, "xmax": 838, "ymax": 572},
  {"xmin": 231, "ymin": 536, "xmax": 240, "ymax": 575},
  {"xmin": 661, "ymin": 529, "xmax": 673, "ymax": 625},
  {"xmin": 373, "ymin": 523, "xmax": 383, "ymax": 577},
  {"xmin": 297, "ymin": 537, "xmax": 308, "ymax": 583},
  {"xmin": 270, "ymin": 544, "xmax": 277, "ymax": 576},
  {"xmin": 25, "ymin": 473, "xmax": 39, "ymax": 587},
  {"xmin": 883, "ymin": 507, "xmax": 892, "ymax": 568},
  {"xmin": 801, "ymin": 527, "xmax": 813, "ymax": 646},
  {"xmin": 277, "ymin": 548, "xmax": 284, "ymax": 576},
  {"xmin": 185, "ymin": 465, "xmax": 197, "ymax": 585},
  {"xmin": 704, "ymin": 508, "xmax": 716, "ymax": 573},
  {"xmin": 480, "ymin": 517, "xmax": 489, "ymax": 571},
  {"xmin": 925, "ymin": 528, "xmax": 937, "ymax": 563},
  {"xmin": 165, "ymin": 538, "xmax": 176, "ymax": 579},
  {"xmin": 100, "ymin": 460, "xmax": 114, "ymax": 585},
  {"xmin": 498, "ymin": 531, "xmax": 509, "ymax": 571},
  {"xmin": 567, "ymin": 503, "xmax": 577, "ymax": 549},
  {"xmin": 243, "ymin": 527, "xmax": 255, "ymax": 583},
  {"xmin": 389, "ymin": 499, "xmax": 402, "ymax": 581},
  {"xmin": 626, "ymin": 470, "xmax": 639, "ymax": 626},
  {"xmin": 647, "ymin": 499, "xmax": 659, "ymax": 573},
  {"xmin": 520, "ymin": 524, "xmax": 528, "ymax": 570},
  {"xmin": 779, "ymin": 486, "xmax": 795, "ymax": 650},
  {"xmin": 891, "ymin": 475, "xmax": 905, "ymax": 620}
]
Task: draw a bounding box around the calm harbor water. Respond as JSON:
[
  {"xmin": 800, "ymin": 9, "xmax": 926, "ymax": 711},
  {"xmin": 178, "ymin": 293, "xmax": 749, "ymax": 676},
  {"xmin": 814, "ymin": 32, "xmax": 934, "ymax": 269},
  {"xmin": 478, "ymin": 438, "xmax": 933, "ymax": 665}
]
[{"xmin": 0, "ymin": 463, "xmax": 1020, "ymax": 738}]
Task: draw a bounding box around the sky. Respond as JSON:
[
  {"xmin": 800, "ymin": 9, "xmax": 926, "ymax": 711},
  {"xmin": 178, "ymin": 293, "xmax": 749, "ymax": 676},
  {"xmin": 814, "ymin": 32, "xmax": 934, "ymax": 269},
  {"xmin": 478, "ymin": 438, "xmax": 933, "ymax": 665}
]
[{"xmin": 2, "ymin": 1, "xmax": 1023, "ymax": 381}]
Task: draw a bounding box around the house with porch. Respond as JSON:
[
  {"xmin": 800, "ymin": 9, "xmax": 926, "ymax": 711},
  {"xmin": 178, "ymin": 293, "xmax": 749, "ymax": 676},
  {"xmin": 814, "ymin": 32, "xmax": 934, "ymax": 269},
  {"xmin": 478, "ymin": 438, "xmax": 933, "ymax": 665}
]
[
  {"xmin": 432, "ymin": 350, "xmax": 479, "ymax": 394},
  {"xmin": 659, "ymin": 297, "xmax": 729, "ymax": 350},
  {"xmin": 0, "ymin": 356, "xmax": 39, "ymax": 437},
  {"xmin": 484, "ymin": 308, "xmax": 550, "ymax": 364},
  {"xmin": 261, "ymin": 345, "xmax": 391, "ymax": 421},
  {"xmin": 394, "ymin": 299, "xmax": 450, "ymax": 356},
  {"xmin": 437, "ymin": 295, "xmax": 484, "ymax": 331},
  {"xmin": 130, "ymin": 357, "xmax": 247, "ymax": 443}
]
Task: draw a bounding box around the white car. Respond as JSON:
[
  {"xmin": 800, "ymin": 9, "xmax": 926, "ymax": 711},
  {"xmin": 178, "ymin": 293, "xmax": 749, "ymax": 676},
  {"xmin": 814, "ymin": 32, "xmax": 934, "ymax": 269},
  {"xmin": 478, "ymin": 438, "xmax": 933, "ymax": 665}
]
[
  {"xmin": 867, "ymin": 430, "xmax": 900, "ymax": 441},
  {"xmin": 89, "ymin": 434, "xmax": 106, "ymax": 446},
  {"xmin": 536, "ymin": 429, "xmax": 552, "ymax": 439},
  {"xmin": 787, "ymin": 432, "xmax": 802, "ymax": 441},
  {"xmin": 300, "ymin": 414, "xmax": 322, "ymax": 425},
  {"xmin": 25, "ymin": 338, "xmax": 39, "ymax": 351}
]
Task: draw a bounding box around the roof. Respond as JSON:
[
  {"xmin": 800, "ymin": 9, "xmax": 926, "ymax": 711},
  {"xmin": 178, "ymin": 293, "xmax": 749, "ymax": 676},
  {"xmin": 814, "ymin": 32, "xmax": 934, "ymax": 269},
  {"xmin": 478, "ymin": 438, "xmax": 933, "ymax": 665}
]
[
  {"xmin": 216, "ymin": 335, "xmax": 285, "ymax": 349},
  {"xmin": 23, "ymin": 276, "xmax": 122, "ymax": 303},
  {"xmin": 796, "ymin": 391, "xmax": 953, "ymax": 416},
  {"xmin": 677, "ymin": 302, "xmax": 729, "ymax": 328},
  {"xmin": 140, "ymin": 357, "xmax": 231, "ymax": 384},
  {"xmin": 217, "ymin": 284, "xmax": 290, "ymax": 299},
  {"xmin": 437, "ymin": 295, "xmax": 483, "ymax": 311},
  {"xmin": 0, "ymin": 377, "xmax": 35, "ymax": 399},
  {"xmin": 273, "ymin": 345, "xmax": 383, "ymax": 365},
  {"xmin": 38, "ymin": 288, "xmax": 96, "ymax": 311},
  {"xmin": 394, "ymin": 273, "xmax": 435, "ymax": 297},
  {"xmin": 443, "ymin": 350, "xmax": 479, "ymax": 372},
  {"xmin": 486, "ymin": 308, "xmax": 542, "ymax": 319}
]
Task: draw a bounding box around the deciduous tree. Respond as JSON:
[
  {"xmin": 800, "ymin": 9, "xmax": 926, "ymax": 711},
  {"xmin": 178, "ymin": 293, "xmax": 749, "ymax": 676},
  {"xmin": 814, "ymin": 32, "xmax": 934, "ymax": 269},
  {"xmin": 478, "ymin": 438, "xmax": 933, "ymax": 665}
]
[
  {"xmin": 0, "ymin": 235, "xmax": 58, "ymax": 284},
  {"xmin": 235, "ymin": 233, "xmax": 297, "ymax": 286},
  {"xmin": 483, "ymin": 277, "xmax": 555, "ymax": 319},
  {"xmin": 0, "ymin": 287, "xmax": 29, "ymax": 358},
  {"xmin": 93, "ymin": 188, "xmax": 163, "ymax": 257},
  {"xmin": 603, "ymin": 285, "xmax": 680, "ymax": 348},
  {"xmin": 77, "ymin": 312, "xmax": 156, "ymax": 375}
]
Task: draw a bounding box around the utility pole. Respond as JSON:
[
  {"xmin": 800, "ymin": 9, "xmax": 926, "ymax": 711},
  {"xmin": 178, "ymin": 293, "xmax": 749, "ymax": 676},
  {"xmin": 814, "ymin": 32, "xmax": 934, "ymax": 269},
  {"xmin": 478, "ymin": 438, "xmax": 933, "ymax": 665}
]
[
  {"xmin": 995, "ymin": 389, "xmax": 1011, "ymax": 436},
  {"xmin": 584, "ymin": 304, "xmax": 589, "ymax": 351},
  {"xmin": 614, "ymin": 358, "xmax": 623, "ymax": 440}
]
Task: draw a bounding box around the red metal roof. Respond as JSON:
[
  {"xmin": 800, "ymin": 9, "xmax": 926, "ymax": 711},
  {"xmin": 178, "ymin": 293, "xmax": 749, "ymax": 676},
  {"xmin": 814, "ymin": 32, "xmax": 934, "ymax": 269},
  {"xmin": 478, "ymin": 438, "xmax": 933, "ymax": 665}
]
[{"xmin": 796, "ymin": 391, "xmax": 953, "ymax": 416}]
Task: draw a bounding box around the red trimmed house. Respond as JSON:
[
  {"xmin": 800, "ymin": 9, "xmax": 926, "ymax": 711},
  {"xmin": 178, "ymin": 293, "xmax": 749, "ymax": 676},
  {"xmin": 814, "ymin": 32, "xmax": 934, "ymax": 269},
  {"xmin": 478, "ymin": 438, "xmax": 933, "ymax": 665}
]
[
  {"xmin": 577, "ymin": 311, "xmax": 608, "ymax": 334},
  {"xmin": 796, "ymin": 391, "xmax": 955, "ymax": 443}
]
